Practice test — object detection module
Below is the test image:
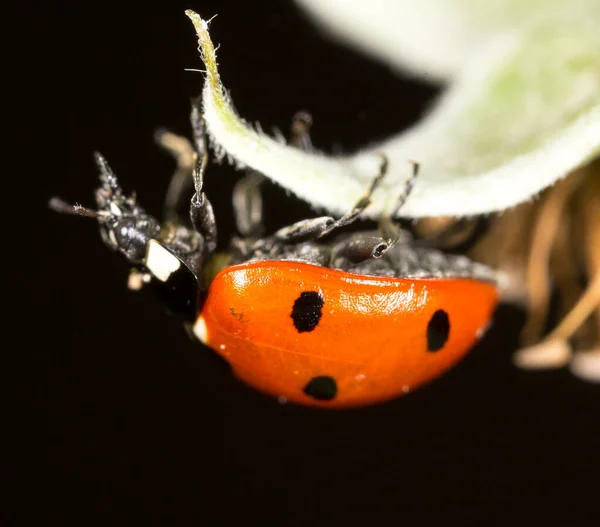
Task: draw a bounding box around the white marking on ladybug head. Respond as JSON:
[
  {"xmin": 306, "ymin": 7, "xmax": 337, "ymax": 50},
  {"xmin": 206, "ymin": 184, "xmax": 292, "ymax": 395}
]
[
  {"xmin": 145, "ymin": 239, "xmax": 181, "ymax": 282},
  {"xmin": 109, "ymin": 202, "xmax": 122, "ymax": 216},
  {"xmin": 193, "ymin": 316, "xmax": 209, "ymax": 344}
]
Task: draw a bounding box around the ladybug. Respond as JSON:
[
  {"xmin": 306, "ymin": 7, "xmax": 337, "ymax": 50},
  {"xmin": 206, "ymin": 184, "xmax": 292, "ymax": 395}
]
[{"xmin": 51, "ymin": 105, "xmax": 498, "ymax": 408}]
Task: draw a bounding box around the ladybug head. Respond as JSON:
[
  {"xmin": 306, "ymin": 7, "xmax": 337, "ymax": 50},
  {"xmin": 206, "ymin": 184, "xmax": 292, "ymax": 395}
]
[{"xmin": 50, "ymin": 151, "xmax": 211, "ymax": 322}]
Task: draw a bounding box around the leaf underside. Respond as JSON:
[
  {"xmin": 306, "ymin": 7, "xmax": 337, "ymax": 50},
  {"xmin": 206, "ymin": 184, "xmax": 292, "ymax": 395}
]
[{"xmin": 185, "ymin": 10, "xmax": 600, "ymax": 219}]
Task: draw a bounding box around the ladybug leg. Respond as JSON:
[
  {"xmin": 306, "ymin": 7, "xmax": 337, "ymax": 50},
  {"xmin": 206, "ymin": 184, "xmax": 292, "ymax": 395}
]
[
  {"xmin": 232, "ymin": 171, "xmax": 266, "ymax": 238},
  {"xmin": 186, "ymin": 101, "xmax": 217, "ymax": 249},
  {"xmin": 319, "ymin": 154, "xmax": 389, "ymax": 237},
  {"xmin": 188, "ymin": 101, "xmax": 217, "ymax": 251},
  {"xmin": 328, "ymin": 160, "xmax": 420, "ymax": 264},
  {"xmin": 378, "ymin": 160, "xmax": 420, "ymax": 251},
  {"xmin": 155, "ymin": 129, "xmax": 195, "ymax": 223},
  {"xmin": 189, "ymin": 146, "xmax": 218, "ymax": 253},
  {"xmin": 189, "ymin": 96, "xmax": 206, "ymax": 154},
  {"xmin": 272, "ymin": 217, "xmax": 337, "ymax": 243},
  {"xmin": 156, "ymin": 103, "xmax": 218, "ymax": 252},
  {"xmin": 231, "ymin": 111, "xmax": 314, "ymax": 240},
  {"xmin": 155, "ymin": 134, "xmax": 217, "ymax": 252},
  {"xmin": 156, "ymin": 99, "xmax": 206, "ymax": 224},
  {"xmin": 264, "ymin": 154, "xmax": 389, "ymax": 245},
  {"xmin": 290, "ymin": 110, "xmax": 313, "ymax": 152},
  {"xmin": 323, "ymin": 161, "xmax": 419, "ymax": 263},
  {"xmin": 330, "ymin": 234, "xmax": 390, "ymax": 264}
]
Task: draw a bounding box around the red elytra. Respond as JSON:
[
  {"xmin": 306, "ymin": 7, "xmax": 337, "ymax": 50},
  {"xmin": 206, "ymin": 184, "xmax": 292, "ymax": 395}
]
[{"xmin": 194, "ymin": 260, "xmax": 498, "ymax": 408}]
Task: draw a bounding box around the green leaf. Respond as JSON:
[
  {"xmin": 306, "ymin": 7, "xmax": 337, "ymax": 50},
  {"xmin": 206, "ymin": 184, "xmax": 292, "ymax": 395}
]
[
  {"xmin": 185, "ymin": 11, "xmax": 600, "ymax": 219},
  {"xmin": 295, "ymin": 0, "xmax": 600, "ymax": 81}
]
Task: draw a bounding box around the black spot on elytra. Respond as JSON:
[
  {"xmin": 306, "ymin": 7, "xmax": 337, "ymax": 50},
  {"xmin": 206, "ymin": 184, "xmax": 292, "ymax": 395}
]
[
  {"xmin": 427, "ymin": 309, "xmax": 450, "ymax": 352},
  {"xmin": 291, "ymin": 291, "xmax": 324, "ymax": 333},
  {"xmin": 303, "ymin": 376, "xmax": 337, "ymax": 401}
]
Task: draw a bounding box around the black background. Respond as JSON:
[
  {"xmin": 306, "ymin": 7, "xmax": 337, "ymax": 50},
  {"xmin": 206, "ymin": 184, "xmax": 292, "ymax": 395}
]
[{"xmin": 9, "ymin": 2, "xmax": 600, "ymax": 526}]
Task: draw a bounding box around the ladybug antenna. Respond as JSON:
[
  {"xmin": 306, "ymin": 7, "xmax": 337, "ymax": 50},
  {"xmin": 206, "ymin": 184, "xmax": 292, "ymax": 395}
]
[
  {"xmin": 390, "ymin": 160, "xmax": 419, "ymax": 219},
  {"xmin": 48, "ymin": 197, "xmax": 109, "ymax": 220}
]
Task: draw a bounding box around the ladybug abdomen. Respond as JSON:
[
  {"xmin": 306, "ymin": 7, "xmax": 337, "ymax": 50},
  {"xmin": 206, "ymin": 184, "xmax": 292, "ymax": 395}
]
[{"xmin": 194, "ymin": 261, "xmax": 498, "ymax": 407}]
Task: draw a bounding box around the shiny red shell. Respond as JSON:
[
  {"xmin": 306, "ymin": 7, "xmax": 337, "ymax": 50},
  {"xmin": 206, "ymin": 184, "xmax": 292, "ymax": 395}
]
[{"xmin": 193, "ymin": 260, "xmax": 498, "ymax": 408}]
